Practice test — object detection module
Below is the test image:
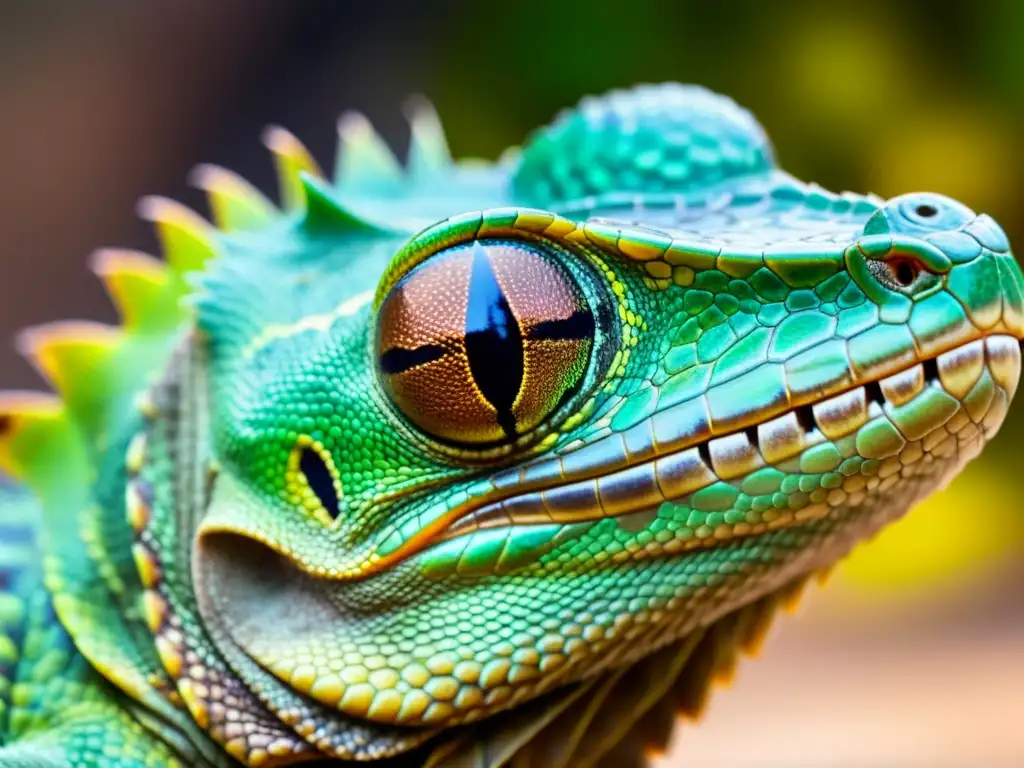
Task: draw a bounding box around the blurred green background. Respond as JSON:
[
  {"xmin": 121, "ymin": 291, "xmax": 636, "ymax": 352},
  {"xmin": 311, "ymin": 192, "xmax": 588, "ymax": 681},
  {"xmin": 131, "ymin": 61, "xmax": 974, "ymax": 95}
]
[{"xmin": 0, "ymin": 1, "xmax": 1020, "ymax": 764}]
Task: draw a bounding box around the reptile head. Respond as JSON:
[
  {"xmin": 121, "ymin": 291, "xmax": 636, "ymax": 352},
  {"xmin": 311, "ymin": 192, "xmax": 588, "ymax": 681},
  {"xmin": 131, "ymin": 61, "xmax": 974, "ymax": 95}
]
[{"xmin": 132, "ymin": 86, "xmax": 1021, "ymax": 756}]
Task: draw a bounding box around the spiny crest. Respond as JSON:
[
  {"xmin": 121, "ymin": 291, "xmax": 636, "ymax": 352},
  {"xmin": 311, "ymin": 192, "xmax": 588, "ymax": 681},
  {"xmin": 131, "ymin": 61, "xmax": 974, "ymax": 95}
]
[{"xmin": 0, "ymin": 100, "xmax": 453, "ymax": 486}]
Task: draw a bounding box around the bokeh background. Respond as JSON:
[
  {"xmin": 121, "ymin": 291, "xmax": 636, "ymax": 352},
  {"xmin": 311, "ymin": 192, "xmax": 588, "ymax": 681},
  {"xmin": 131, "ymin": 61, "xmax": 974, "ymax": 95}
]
[{"xmin": 0, "ymin": 1, "xmax": 1021, "ymax": 764}]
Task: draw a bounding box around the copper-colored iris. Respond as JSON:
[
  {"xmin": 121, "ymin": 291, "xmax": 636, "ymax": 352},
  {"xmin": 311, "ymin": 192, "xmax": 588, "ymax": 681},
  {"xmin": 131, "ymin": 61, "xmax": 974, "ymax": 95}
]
[{"xmin": 376, "ymin": 240, "xmax": 594, "ymax": 445}]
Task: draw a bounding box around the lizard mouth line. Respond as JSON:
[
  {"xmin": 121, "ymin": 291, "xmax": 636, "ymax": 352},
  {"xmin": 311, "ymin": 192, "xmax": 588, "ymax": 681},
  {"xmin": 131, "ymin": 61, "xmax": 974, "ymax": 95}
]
[{"xmin": 366, "ymin": 332, "xmax": 1022, "ymax": 572}]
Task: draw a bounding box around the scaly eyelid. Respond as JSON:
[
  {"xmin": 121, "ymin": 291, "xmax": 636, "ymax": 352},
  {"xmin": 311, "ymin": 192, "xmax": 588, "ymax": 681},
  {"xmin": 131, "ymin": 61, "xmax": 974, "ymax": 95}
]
[{"xmin": 373, "ymin": 207, "xmax": 585, "ymax": 308}]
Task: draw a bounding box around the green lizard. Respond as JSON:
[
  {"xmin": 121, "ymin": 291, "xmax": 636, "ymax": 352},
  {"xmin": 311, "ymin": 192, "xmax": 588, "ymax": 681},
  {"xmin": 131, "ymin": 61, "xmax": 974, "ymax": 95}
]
[{"xmin": 0, "ymin": 83, "xmax": 1020, "ymax": 767}]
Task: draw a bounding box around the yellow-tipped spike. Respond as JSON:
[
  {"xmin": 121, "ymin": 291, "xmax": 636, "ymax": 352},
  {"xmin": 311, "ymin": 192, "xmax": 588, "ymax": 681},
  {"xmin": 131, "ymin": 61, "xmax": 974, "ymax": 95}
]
[
  {"xmin": 403, "ymin": 96, "xmax": 451, "ymax": 178},
  {"xmin": 17, "ymin": 322, "xmax": 122, "ymax": 446},
  {"xmin": 17, "ymin": 322, "xmax": 121, "ymax": 395},
  {"xmin": 0, "ymin": 391, "xmax": 64, "ymax": 480},
  {"xmin": 189, "ymin": 164, "xmax": 275, "ymax": 232},
  {"xmin": 89, "ymin": 249, "xmax": 179, "ymax": 332},
  {"xmin": 262, "ymin": 126, "xmax": 324, "ymax": 212},
  {"xmin": 335, "ymin": 111, "xmax": 404, "ymax": 194},
  {"xmin": 137, "ymin": 197, "xmax": 218, "ymax": 274}
]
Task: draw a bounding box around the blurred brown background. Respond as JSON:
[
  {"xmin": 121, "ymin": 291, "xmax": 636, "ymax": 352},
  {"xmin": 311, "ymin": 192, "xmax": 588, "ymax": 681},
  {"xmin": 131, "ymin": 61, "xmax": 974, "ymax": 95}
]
[{"xmin": 0, "ymin": 1, "xmax": 1021, "ymax": 765}]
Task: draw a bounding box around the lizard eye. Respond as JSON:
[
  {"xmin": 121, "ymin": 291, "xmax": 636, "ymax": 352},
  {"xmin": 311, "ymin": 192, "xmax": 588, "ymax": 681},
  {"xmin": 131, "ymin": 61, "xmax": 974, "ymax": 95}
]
[
  {"xmin": 864, "ymin": 253, "xmax": 930, "ymax": 294},
  {"xmin": 888, "ymin": 258, "xmax": 920, "ymax": 288},
  {"xmin": 375, "ymin": 239, "xmax": 597, "ymax": 447}
]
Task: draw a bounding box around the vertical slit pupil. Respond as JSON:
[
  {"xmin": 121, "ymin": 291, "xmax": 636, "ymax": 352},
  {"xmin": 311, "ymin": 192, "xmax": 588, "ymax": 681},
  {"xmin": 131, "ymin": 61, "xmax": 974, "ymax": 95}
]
[
  {"xmin": 464, "ymin": 244, "xmax": 524, "ymax": 439},
  {"xmin": 300, "ymin": 448, "xmax": 341, "ymax": 520}
]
